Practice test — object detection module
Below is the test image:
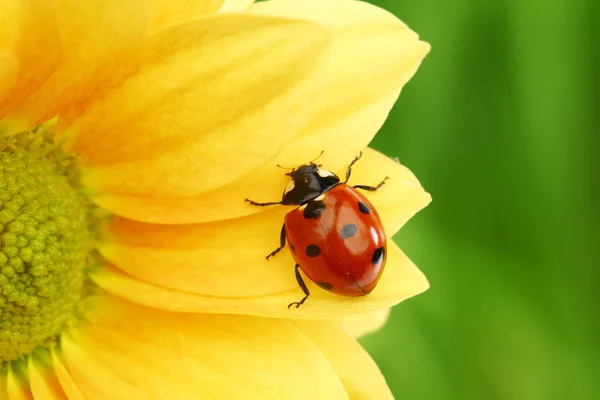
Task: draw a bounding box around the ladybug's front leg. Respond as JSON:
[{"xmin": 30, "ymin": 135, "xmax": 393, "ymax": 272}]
[
  {"xmin": 343, "ymin": 151, "xmax": 363, "ymax": 183},
  {"xmin": 245, "ymin": 199, "xmax": 283, "ymax": 206},
  {"xmin": 266, "ymin": 223, "xmax": 286, "ymax": 260},
  {"xmin": 344, "ymin": 152, "xmax": 389, "ymax": 191},
  {"xmin": 353, "ymin": 177, "xmax": 389, "ymax": 192},
  {"xmin": 288, "ymin": 264, "xmax": 310, "ymax": 309}
]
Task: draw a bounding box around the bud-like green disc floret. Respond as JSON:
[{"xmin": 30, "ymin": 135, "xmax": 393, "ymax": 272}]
[{"xmin": 0, "ymin": 146, "xmax": 88, "ymax": 362}]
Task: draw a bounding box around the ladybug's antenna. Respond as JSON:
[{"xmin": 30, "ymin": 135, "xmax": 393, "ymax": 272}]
[
  {"xmin": 310, "ymin": 150, "xmax": 325, "ymax": 164},
  {"xmin": 276, "ymin": 164, "xmax": 295, "ymax": 170},
  {"xmin": 277, "ymin": 150, "xmax": 325, "ymax": 174}
]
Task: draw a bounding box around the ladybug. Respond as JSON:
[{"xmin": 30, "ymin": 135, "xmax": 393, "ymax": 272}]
[{"xmin": 245, "ymin": 152, "xmax": 388, "ymax": 308}]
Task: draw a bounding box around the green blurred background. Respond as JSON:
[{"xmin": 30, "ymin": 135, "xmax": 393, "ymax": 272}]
[{"xmin": 363, "ymin": 1, "xmax": 599, "ymax": 399}]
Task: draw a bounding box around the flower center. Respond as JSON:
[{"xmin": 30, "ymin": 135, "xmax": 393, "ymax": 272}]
[{"xmin": 0, "ymin": 126, "xmax": 89, "ymax": 363}]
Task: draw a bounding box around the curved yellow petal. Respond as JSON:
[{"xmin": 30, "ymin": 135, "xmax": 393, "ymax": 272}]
[
  {"xmin": 0, "ymin": 0, "xmax": 60, "ymax": 124},
  {"xmin": 86, "ymin": 0, "xmax": 428, "ymax": 222},
  {"xmin": 62, "ymin": 294, "xmax": 348, "ymax": 399},
  {"xmin": 90, "ymin": 242, "xmax": 428, "ymax": 318},
  {"xmin": 28, "ymin": 349, "xmax": 67, "ymax": 400},
  {"xmin": 219, "ymin": 0, "xmax": 255, "ymax": 12},
  {"xmin": 97, "ymin": 149, "xmax": 429, "ymax": 297},
  {"xmin": 3, "ymin": 0, "xmax": 155, "ymax": 132},
  {"xmin": 297, "ymin": 321, "xmax": 393, "ymax": 400},
  {"xmin": 249, "ymin": 0, "xmax": 429, "ymax": 147},
  {"xmin": 149, "ymin": 0, "xmax": 225, "ymax": 32},
  {"xmin": 50, "ymin": 350, "xmax": 88, "ymax": 400},
  {"xmin": 90, "ymin": 146, "xmax": 427, "ymax": 228},
  {"xmin": 240, "ymin": 0, "xmax": 429, "ymax": 187},
  {"xmin": 7, "ymin": 361, "xmax": 32, "ymax": 400},
  {"xmin": 60, "ymin": 14, "xmax": 331, "ymax": 197},
  {"xmin": 340, "ymin": 308, "xmax": 391, "ymax": 339}
]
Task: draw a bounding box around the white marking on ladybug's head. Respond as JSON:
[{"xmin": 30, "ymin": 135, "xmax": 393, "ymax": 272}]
[
  {"xmin": 299, "ymin": 203, "xmax": 307, "ymax": 210},
  {"xmin": 283, "ymin": 180, "xmax": 295, "ymax": 195},
  {"xmin": 314, "ymin": 194, "xmax": 325, "ymax": 201},
  {"xmin": 317, "ymin": 168, "xmax": 335, "ymax": 178}
]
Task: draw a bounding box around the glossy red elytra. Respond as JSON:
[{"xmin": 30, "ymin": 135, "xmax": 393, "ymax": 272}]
[{"xmin": 245, "ymin": 152, "xmax": 388, "ymax": 308}]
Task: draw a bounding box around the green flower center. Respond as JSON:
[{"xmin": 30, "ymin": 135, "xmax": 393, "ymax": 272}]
[{"xmin": 0, "ymin": 126, "xmax": 89, "ymax": 363}]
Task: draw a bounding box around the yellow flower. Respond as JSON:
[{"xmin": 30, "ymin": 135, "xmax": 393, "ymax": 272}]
[{"xmin": 0, "ymin": 0, "xmax": 430, "ymax": 398}]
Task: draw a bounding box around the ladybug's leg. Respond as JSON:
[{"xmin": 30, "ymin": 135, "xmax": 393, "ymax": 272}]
[
  {"xmin": 353, "ymin": 177, "xmax": 389, "ymax": 192},
  {"xmin": 245, "ymin": 199, "xmax": 282, "ymax": 207},
  {"xmin": 266, "ymin": 223, "xmax": 286, "ymax": 260},
  {"xmin": 343, "ymin": 151, "xmax": 363, "ymax": 183},
  {"xmin": 288, "ymin": 264, "xmax": 310, "ymax": 309}
]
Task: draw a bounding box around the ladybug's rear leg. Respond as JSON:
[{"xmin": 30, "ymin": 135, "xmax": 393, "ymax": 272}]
[
  {"xmin": 288, "ymin": 264, "xmax": 310, "ymax": 309},
  {"xmin": 353, "ymin": 177, "xmax": 389, "ymax": 192},
  {"xmin": 266, "ymin": 223, "xmax": 286, "ymax": 260}
]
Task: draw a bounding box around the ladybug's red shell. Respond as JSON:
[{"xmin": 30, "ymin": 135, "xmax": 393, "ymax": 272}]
[{"xmin": 284, "ymin": 184, "xmax": 387, "ymax": 296}]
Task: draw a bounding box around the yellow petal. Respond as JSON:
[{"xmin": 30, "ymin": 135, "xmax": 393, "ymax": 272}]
[
  {"xmin": 219, "ymin": 0, "xmax": 255, "ymax": 12},
  {"xmin": 0, "ymin": 51, "xmax": 18, "ymax": 102},
  {"xmin": 149, "ymin": 0, "xmax": 225, "ymax": 32},
  {"xmin": 50, "ymin": 350, "xmax": 88, "ymax": 400},
  {"xmin": 60, "ymin": 14, "xmax": 331, "ymax": 197},
  {"xmin": 90, "ymin": 242, "xmax": 429, "ymax": 318},
  {"xmin": 62, "ymin": 294, "xmax": 348, "ymax": 399},
  {"xmin": 4, "ymin": 0, "xmax": 155, "ymax": 132},
  {"xmin": 0, "ymin": 0, "xmax": 60, "ymax": 123},
  {"xmin": 6, "ymin": 361, "xmax": 32, "ymax": 400},
  {"xmin": 240, "ymin": 0, "xmax": 430, "ymax": 191},
  {"xmin": 85, "ymin": 0, "xmax": 429, "ymax": 222},
  {"xmin": 0, "ymin": 370, "xmax": 6, "ymax": 398},
  {"xmin": 97, "ymin": 149, "xmax": 429, "ymax": 298},
  {"xmin": 297, "ymin": 321, "xmax": 393, "ymax": 400},
  {"xmin": 90, "ymin": 146, "xmax": 427, "ymax": 228},
  {"xmin": 28, "ymin": 349, "xmax": 67, "ymax": 400},
  {"xmin": 0, "ymin": 369, "xmax": 5, "ymax": 397},
  {"xmin": 340, "ymin": 308, "xmax": 391, "ymax": 339}
]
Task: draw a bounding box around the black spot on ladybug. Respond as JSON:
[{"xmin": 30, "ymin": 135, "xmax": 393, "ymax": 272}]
[
  {"xmin": 317, "ymin": 281, "xmax": 333, "ymax": 291},
  {"xmin": 303, "ymin": 200, "xmax": 326, "ymax": 219},
  {"xmin": 372, "ymin": 247, "xmax": 385, "ymax": 265},
  {"xmin": 358, "ymin": 201, "xmax": 370, "ymax": 214},
  {"xmin": 289, "ymin": 242, "xmax": 296, "ymax": 254},
  {"xmin": 305, "ymin": 244, "xmax": 321, "ymax": 258},
  {"xmin": 339, "ymin": 223, "xmax": 358, "ymax": 239}
]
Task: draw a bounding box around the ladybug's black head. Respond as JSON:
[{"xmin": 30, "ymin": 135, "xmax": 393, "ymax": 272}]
[{"xmin": 281, "ymin": 163, "xmax": 340, "ymax": 205}]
